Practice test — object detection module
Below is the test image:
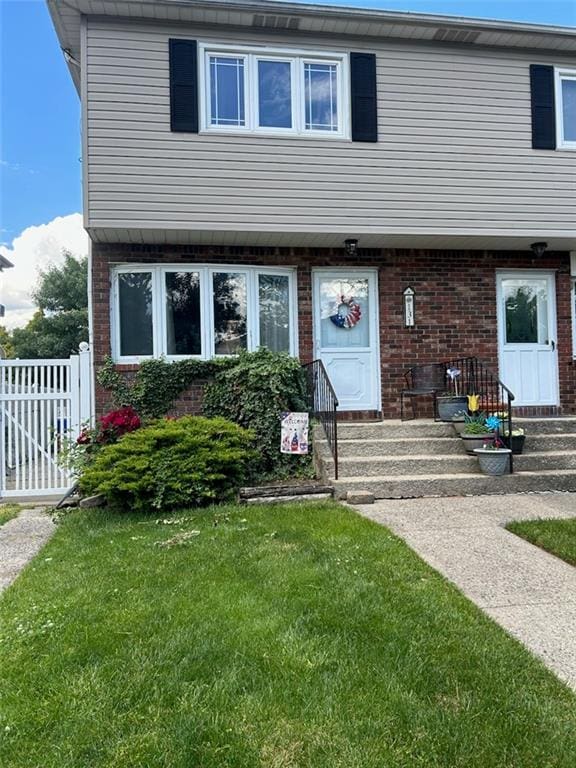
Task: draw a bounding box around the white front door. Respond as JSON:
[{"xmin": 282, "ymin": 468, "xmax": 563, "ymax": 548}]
[
  {"xmin": 312, "ymin": 270, "xmax": 380, "ymax": 411},
  {"xmin": 497, "ymin": 272, "xmax": 559, "ymax": 406}
]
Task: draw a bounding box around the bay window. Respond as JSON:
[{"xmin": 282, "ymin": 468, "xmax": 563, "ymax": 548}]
[{"xmin": 111, "ymin": 265, "xmax": 296, "ymax": 362}]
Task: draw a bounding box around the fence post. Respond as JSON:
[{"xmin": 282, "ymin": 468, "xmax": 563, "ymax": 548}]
[
  {"xmin": 69, "ymin": 353, "xmax": 81, "ymax": 441},
  {"xmin": 78, "ymin": 342, "xmax": 92, "ymax": 429}
]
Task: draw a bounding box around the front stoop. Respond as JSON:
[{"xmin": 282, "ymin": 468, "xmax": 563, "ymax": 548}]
[{"xmin": 314, "ymin": 418, "xmax": 576, "ymax": 499}]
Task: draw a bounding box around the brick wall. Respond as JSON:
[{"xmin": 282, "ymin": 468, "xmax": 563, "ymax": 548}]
[{"xmin": 92, "ymin": 243, "xmax": 574, "ymax": 418}]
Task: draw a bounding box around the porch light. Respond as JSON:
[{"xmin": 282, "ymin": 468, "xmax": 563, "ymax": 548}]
[
  {"xmin": 344, "ymin": 238, "xmax": 359, "ymax": 256},
  {"xmin": 530, "ymin": 242, "xmax": 548, "ymax": 258}
]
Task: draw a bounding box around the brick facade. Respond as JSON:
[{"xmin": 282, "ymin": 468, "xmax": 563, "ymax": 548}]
[{"xmin": 92, "ymin": 242, "xmax": 575, "ymax": 418}]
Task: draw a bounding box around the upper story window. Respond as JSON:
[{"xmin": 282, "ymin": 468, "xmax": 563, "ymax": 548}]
[
  {"xmin": 200, "ymin": 43, "xmax": 349, "ymax": 139},
  {"xmin": 556, "ymin": 68, "xmax": 576, "ymax": 149}
]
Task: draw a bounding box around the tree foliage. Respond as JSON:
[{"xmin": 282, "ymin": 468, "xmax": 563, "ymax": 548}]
[
  {"xmin": 11, "ymin": 252, "xmax": 88, "ymax": 359},
  {"xmin": 0, "ymin": 326, "xmax": 14, "ymax": 359}
]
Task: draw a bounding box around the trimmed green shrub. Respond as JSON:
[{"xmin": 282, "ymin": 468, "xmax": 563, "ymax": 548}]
[
  {"xmin": 80, "ymin": 416, "xmax": 255, "ymax": 512},
  {"xmin": 203, "ymin": 348, "xmax": 311, "ymax": 478}
]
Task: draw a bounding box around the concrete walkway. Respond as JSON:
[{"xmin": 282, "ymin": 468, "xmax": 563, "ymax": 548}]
[
  {"xmin": 0, "ymin": 508, "xmax": 55, "ymax": 593},
  {"xmin": 352, "ymin": 493, "xmax": 576, "ymax": 691}
]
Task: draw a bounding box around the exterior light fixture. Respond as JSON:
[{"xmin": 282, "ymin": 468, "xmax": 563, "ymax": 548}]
[
  {"xmin": 344, "ymin": 238, "xmax": 359, "ymax": 256},
  {"xmin": 530, "ymin": 242, "xmax": 548, "ymax": 258}
]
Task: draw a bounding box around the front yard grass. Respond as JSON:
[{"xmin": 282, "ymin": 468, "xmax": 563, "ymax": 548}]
[
  {"xmin": 1, "ymin": 501, "xmax": 575, "ymax": 768},
  {"xmin": 507, "ymin": 517, "xmax": 576, "ymax": 567},
  {"xmin": 0, "ymin": 503, "xmax": 21, "ymax": 527}
]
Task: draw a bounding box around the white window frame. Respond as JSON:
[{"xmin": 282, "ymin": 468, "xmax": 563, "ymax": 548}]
[
  {"xmin": 111, "ymin": 266, "xmax": 159, "ymax": 364},
  {"xmin": 160, "ymin": 266, "xmax": 207, "ymax": 360},
  {"xmin": 199, "ymin": 42, "xmax": 350, "ymax": 140},
  {"xmin": 111, "ymin": 264, "xmax": 298, "ymax": 363},
  {"xmin": 555, "ymin": 67, "xmax": 576, "ymax": 150}
]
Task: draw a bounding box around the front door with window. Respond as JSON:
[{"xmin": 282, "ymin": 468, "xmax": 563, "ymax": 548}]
[
  {"xmin": 497, "ymin": 272, "xmax": 559, "ymax": 406},
  {"xmin": 312, "ymin": 270, "xmax": 380, "ymax": 411}
]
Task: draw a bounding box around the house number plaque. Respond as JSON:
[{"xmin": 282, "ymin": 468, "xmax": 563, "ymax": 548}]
[{"xmin": 403, "ymin": 287, "xmax": 415, "ymax": 327}]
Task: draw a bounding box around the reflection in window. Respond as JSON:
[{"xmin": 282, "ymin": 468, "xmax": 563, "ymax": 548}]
[
  {"xmin": 165, "ymin": 272, "xmax": 201, "ymax": 355},
  {"xmin": 209, "ymin": 56, "xmax": 245, "ymax": 126},
  {"xmin": 258, "ymin": 60, "xmax": 292, "ymax": 128},
  {"xmin": 304, "ymin": 62, "xmax": 338, "ymax": 132},
  {"xmin": 213, "ymin": 273, "xmax": 247, "ymax": 355},
  {"xmin": 258, "ymin": 274, "xmax": 290, "ymax": 352},
  {"xmin": 561, "ymin": 77, "xmax": 576, "ymax": 142},
  {"xmin": 118, "ymin": 272, "xmax": 154, "ymax": 356},
  {"xmin": 504, "ymin": 281, "xmax": 548, "ymax": 344}
]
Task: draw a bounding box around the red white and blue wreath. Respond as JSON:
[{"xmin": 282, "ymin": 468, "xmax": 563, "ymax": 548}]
[{"xmin": 329, "ymin": 294, "xmax": 362, "ymax": 329}]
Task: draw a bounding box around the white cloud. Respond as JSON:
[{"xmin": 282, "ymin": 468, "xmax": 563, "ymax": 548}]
[{"xmin": 0, "ymin": 214, "xmax": 89, "ymax": 330}]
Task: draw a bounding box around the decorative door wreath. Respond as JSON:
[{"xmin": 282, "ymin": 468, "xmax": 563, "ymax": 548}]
[{"xmin": 329, "ymin": 295, "xmax": 362, "ymax": 329}]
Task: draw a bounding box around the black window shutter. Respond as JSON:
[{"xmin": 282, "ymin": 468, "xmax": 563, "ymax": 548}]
[
  {"xmin": 350, "ymin": 52, "xmax": 378, "ymax": 142},
  {"xmin": 530, "ymin": 64, "xmax": 556, "ymax": 150},
  {"xmin": 169, "ymin": 39, "xmax": 198, "ymax": 133}
]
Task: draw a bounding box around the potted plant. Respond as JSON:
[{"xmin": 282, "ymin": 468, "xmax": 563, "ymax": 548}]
[
  {"xmin": 437, "ymin": 367, "xmax": 468, "ymax": 421},
  {"xmin": 451, "ymin": 409, "xmax": 467, "ymax": 435},
  {"xmin": 452, "ymin": 394, "xmax": 480, "ymax": 436},
  {"xmin": 501, "ymin": 427, "xmax": 526, "ymax": 455},
  {"xmin": 474, "ymin": 437, "xmax": 512, "ymax": 476},
  {"xmin": 460, "ymin": 410, "xmax": 495, "ymax": 454}
]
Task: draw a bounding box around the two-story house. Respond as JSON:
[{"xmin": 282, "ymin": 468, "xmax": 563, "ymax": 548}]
[{"xmin": 47, "ymin": 0, "xmax": 576, "ymax": 419}]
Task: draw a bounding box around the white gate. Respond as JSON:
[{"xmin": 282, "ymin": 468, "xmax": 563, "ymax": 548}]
[{"xmin": 0, "ymin": 346, "xmax": 92, "ymax": 498}]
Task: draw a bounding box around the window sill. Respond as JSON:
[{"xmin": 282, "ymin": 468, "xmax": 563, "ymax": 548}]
[{"xmin": 199, "ymin": 128, "xmax": 351, "ymax": 142}]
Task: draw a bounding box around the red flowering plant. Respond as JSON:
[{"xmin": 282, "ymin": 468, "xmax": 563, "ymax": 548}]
[
  {"xmin": 61, "ymin": 406, "xmax": 142, "ymax": 478},
  {"xmin": 98, "ymin": 407, "xmax": 141, "ymax": 444}
]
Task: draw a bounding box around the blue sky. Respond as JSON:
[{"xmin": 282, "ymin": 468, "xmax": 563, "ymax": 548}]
[{"xmin": 0, "ymin": 0, "xmax": 575, "ymax": 244}]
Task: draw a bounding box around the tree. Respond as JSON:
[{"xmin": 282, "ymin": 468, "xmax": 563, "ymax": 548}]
[
  {"xmin": 32, "ymin": 251, "xmax": 88, "ymax": 313},
  {"xmin": 11, "ymin": 252, "xmax": 88, "ymax": 359},
  {"xmin": 0, "ymin": 326, "xmax": 14, "ymax": 359}
]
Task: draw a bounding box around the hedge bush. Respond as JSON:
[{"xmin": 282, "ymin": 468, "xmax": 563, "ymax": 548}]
[
  {"xmin": 80, "ymin": 416, "xmax": 255, "ymax": 512},
  {"xmin": 202, "ymin": 348, "xmax": 311, "ymax": 477}
]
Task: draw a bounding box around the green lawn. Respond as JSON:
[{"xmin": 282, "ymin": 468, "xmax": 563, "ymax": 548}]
[
  {"xmin": 1, "ymin": 502, "xmax": 575, "ymax": 768},
  {"xmin": 507, "ymin": 517, "xmax": 576, "ymax": 567},
  {"xmin": 0, "ymin": 503, "xmax": 21, "ymax": 527}
]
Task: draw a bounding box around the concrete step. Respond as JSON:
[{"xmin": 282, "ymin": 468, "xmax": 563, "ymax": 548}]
[
  {"xmin": 336, "ymin": 421, "xmax": 454, "ymax": 440},
  {"xmin": 317, "ymin": 436, "xmax": 465, "ymax": 458},
  {"xmin": 334, "ymin": 469, "xmax": 576, "ymax": 499},
  {"xmin": 338, "ymin": 454, "xmax": 479, "ymax": 477},
  {"xmin": 514, "ymin": 417, "xmax": 576, "ymax": 434},
  {"xmin": 515, "ymin": 450, "xmax": 576, "ymax": 471},
  {"xmin": 523, "ymin": 434, "xmax": 576, "ymax": 452}
]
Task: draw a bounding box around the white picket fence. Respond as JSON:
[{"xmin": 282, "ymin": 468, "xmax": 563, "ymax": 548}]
[{"xmin": 0, "ymin": 346, "xmax": 92, "ymax": 498}]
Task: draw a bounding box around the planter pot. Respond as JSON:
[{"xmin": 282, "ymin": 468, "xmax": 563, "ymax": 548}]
[
  {"xmin": 452, "ymin": 419, "xmax": 466, "ymax": 436},
  {"xmin": 437, "ymin": 396, "xmax": 468, "ymax": 422},
  {"xmin": 473, "ymin": 448, "xmax": 512, "ymax": 476},
  {"xmin": 502, "ymin": 435, "xmax": 526, "ymax": 455},
  {"xmin": 461, "ymin": 433, "xmax": 495, "ymax": 454}
]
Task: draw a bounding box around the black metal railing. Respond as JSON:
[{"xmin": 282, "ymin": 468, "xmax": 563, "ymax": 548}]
[
  {"xmin": 303, "ymin": 360, "xmax": 339, "ymax": 480},
  {"xmin": 442, "ymin": 356, "xmax": 515, "ymax": 472}
]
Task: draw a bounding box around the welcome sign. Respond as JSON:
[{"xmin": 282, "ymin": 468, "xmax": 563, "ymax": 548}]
[{"xmin": 280, "ymin": 412, "xmax": 309, "ymax": 455}]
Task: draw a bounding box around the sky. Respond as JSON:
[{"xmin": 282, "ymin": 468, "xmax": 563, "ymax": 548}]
[{"xmin": 0, "ymin": 0, "xmax": 575, "ymax": 328}]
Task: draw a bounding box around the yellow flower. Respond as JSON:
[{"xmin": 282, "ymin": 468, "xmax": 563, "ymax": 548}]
[{"xmin": 467, "ymin": 394, "xmax": 480, "ymax": 412}]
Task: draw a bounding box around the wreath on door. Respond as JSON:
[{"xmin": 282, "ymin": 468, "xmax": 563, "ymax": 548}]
[{"xmin": 329, "ymin": 295, "xmax": 362, "ymax": 329}]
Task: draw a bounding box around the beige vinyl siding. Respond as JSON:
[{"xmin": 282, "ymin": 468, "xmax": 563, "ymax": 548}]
[{"xmin": 85, "ymin": 19, "xmax": 576, "ymax": 236}]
